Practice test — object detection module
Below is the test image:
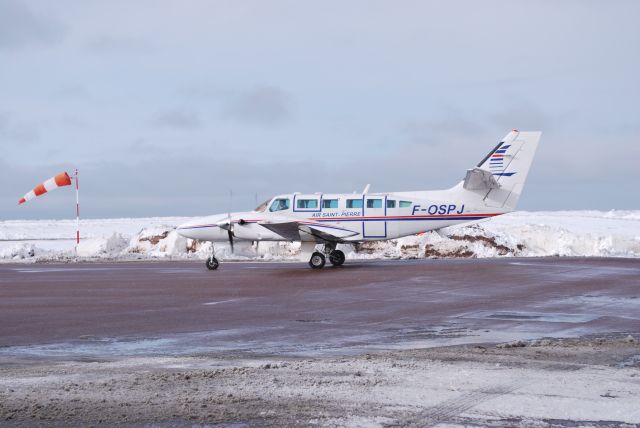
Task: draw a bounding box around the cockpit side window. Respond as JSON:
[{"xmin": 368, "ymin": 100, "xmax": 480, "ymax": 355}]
[{"xmin": 269, "ymin": 198, "xmax": 290, "ymax": 212}]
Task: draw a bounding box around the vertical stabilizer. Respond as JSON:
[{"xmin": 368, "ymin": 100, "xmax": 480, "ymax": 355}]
[
  {"xmin": 397, "ymin": 130, "xmax": 541, "ymax": 214},
  {"xmin": 480, "ymin": 130, "xmax": 541, "ymax": 210}
]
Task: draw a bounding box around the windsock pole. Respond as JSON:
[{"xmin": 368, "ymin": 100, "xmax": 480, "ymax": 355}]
[{"xmin": 75, "ymin": 169, "xmax": 80, "ymax": 249}]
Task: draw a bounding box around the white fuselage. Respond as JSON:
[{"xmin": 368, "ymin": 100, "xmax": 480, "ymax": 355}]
[{"xmin": 177, "ymin": 190, "xmax": 507, "ymax": 243}]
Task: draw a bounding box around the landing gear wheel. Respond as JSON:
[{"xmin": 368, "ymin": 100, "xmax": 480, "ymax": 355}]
[
  {"xmin": 309, "ymin": 252, "xmax": 326, "ymax": 269},
  {"xmin": 205, "ymin": 257, "xmax": 219, "ymax": 270},
  {"xmin": 329, "ymin": 250, "xmax": 345, "ymax": 266}
]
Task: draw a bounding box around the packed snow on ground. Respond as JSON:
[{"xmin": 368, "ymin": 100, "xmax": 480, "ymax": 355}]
[
  {"xmin": 2, "ymin": 336, "xmax": 640, "ymax": 426},
  {"xmin": 1, "ymin": 210, "xmax": 639, "ymax": 262}
]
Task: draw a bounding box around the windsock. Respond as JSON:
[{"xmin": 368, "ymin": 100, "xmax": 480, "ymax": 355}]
[{"xmin": 18, "ymin": 172, "xmax": 72, "ymax": 205}]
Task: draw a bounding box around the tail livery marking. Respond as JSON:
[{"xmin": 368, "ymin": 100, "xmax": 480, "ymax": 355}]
[{"xmin": 489, "ymin": 143, "xmax": 516, "ymax": 176}]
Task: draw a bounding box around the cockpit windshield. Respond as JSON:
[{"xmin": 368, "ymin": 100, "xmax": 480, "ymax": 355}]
[
  {"xmin": 269, "ymin": 198, "xmax": 290, "ymax": 212},
  {"xmin": 253, "ymin": 199, "xmax": 270, "ymax": 212}
]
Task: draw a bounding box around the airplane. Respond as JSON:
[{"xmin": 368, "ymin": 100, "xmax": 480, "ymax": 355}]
[{"xmin": 177, "ymin": 130, "xmax": 541, "ymax": 270}]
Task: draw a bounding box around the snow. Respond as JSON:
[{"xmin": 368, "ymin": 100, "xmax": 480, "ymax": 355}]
[
  {"xmin": 5, "ymin": 338, "xmax": 640, "ymax": 426},
  {"xmin": 1, "ymin": 210, "xmax": 639, "ymax": 262}
]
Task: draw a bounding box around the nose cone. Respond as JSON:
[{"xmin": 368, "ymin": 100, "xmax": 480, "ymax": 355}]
[
  {"xmin": 176, "ymin": 219, "xmax": 205, "ymax": 240},
  {"xmin": 176, "ymin": 216, "xmax": 225, "ymax": 241}
]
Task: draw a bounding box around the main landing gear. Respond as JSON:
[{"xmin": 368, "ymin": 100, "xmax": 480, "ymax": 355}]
[
  {"xmin": 308, "ymin": 243, "xmax": 345, "ymax": 269},
  {"xmin": 309, "ymin": 252, "xmax": 326, "ymax": 269},
  {"xmin": 329, "ymin": 249, "xmax": 345, "ymax": 266}
]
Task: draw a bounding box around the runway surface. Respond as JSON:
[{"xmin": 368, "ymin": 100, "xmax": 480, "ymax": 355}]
[{"xmin": 1, "ymin": 258, "xmax": 639, "ymax": 358}]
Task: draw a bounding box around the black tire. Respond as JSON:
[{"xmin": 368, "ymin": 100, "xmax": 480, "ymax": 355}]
[
  {"xmin": 329, "ymin": 250, "xmax": 345, "ymax": 266},
  {"xmin": 205, "ymin": 257, "xmax": 219, "ymax": 270},
  {"xmin": 308, "ymin": 252, "xmax": 326, "ymax": 269}
]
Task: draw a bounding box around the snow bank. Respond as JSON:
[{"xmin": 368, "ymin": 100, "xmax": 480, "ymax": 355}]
[{"xmin": 1, "ymin": 210, "xmax": 639, "ymax": 262}]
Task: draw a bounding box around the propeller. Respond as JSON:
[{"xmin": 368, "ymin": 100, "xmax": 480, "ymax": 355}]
[
  {"xmin": 219, "ymin": 190, "xmax": 248, "ymax": 254},
  {"xmin": 216, "ymin": 216, "xmax": 235, "ymax": 254},
  {"xmin": 227, "ymin": 212, "xmax": 234, "ymax": 254},
  {"xmin": 227, "ymin": 189, "xmax": 234, "ymax": 253}
]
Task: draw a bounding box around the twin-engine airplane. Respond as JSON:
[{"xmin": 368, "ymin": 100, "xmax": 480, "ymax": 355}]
[{"xmin": 177, "ymin": 130, "xmax": 541, "ymax": 270}]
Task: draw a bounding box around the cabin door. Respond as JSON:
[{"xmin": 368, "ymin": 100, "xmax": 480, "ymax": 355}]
[{"xmin": 363, "ymin": 197, "xmax": 386, "ymax": 238}]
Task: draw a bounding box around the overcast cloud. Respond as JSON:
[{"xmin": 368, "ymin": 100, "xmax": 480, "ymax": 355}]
[
  {"xmin": 0, "ymin": 0, "xmax": 65, "ymax": 50},
  {"xmin": 223, "ymin": 86, "xmax": 292, "ymax": 125},
  {"xmin": 1, "ymin": 0, "xmax": 639, "ymax": 220}
]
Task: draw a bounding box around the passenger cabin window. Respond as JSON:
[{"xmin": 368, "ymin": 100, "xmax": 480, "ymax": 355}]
[
  {"xmin": 296, "ymin": 199, "xmax": 318, "ymax": 209},
  {"xmin": 269, "ymin": 198, "xmax": 290, "ymax": 212},
  {"xmin": 399, "ymin": 200, "xmax": 412, "ymax": 208},
  {"xmin": 346, "ymin": 199, "xmax": 363, "ymax": 209},
  {"xmin": 387, "ymin": 200, "xmax": 396, "ymax": 209},
  {"xmin": 366, "ymin": 199, "xmax": 382, "ymax": 208},
  {"xmin": 323, "ymin": 199, "xmax": 338, "ymax": 209}
]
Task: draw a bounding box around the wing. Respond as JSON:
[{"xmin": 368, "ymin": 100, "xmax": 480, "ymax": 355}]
[
  {"xmin": 298, "ymin": 223, "xmax": 359, "ymax": 242},
  {"xmin": 258, "ymin": 221, "xmax": 302, "ymax": 241},
  {"xmin": 259, "ymin": 219, "xmax": 359, "ymax": 243}
]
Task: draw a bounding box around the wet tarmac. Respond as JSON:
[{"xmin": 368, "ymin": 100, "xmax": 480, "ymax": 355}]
[{"xmin": 1, "ymin": 258, "xmax": 639, "ymax": 358}]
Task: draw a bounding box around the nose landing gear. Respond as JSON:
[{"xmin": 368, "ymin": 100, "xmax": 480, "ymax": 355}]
[
  {"xmin": 206, "ymin": 256, "xmax": 219, "ymax": 270},
  {"xmin": 206, "ymin": 244, "xmax": 219, "ymax": 270}
]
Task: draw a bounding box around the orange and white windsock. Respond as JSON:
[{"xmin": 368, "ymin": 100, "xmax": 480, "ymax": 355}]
[{"xmin": 18, "ymin": 172, "xmax": 72, "ymax": 205}]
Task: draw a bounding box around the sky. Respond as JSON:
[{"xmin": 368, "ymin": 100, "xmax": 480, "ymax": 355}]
[{"xmin": 1, "ymin": 0, "xmax": 639, "ymax": 220}]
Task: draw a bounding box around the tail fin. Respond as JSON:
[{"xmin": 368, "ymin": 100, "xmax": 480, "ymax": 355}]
[{"xmin": 463, "ymin": 130, "xmax": 541, "ymax": 211}]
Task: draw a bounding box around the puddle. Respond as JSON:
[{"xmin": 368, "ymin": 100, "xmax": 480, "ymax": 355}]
[
  {"xmin": 553, "ymin": 295, "xmax": 640, "ymax": 309},
  {"xmin": 203, "ymin": 299, "xmax": 242, "ymax": 306},
  {"xmin": 13, "ymin": 267, "xmax": 119, "ymax": 273},
  {"xmin": 156, "ymin": 268, "xmax": 204, "ymax": 274},
  {"xmin": 0, "ymin": 328, "xmax": 285, "ymax": 359},
  {"xmin": 12, "ymin": 266, "xmax": 205, "ymax": 274},
  {"xmin": 460, "ymin": 311, "xmax": 600, "ymax": 324},
  {"xmin": 0, "ymin": 337, "xmax": 177, "ymax": 358}
]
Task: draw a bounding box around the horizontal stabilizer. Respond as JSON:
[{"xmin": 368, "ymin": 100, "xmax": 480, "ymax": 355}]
[{"xmin": 463, "ymin": 167, "xmax": 501, "ymax": 191}]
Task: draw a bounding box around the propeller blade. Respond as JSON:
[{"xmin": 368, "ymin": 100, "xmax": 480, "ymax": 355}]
[{"xmin": 227, "ymin": 228, "xmax": 234, "ymax": 253}]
